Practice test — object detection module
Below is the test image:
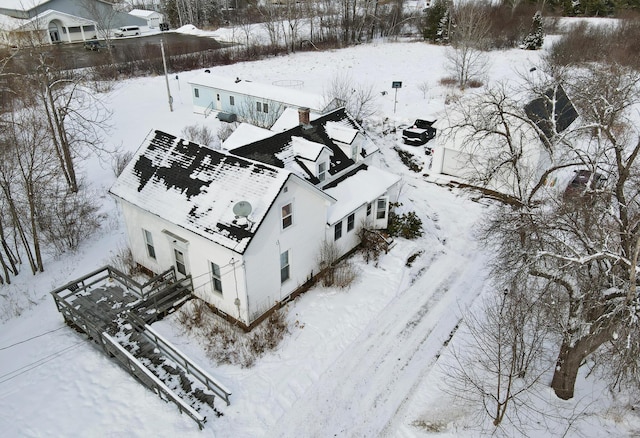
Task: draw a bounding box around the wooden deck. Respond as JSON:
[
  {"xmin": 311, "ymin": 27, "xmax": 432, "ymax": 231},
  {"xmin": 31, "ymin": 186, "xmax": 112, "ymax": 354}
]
[{"xmin": 50, "ymin": 266, "xmax": 231, "ymax": 429}]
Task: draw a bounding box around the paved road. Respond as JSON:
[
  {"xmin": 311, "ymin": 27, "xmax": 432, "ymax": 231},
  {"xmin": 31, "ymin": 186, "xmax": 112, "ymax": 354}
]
[{"xmin": 6, "ymin": 32, "xmax": 226, "ymax": 71}]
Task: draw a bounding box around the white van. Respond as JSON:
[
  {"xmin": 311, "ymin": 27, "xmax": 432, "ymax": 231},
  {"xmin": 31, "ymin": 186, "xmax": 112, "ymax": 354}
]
[{"xmin": 114, "ymin": 26, "xmax": 140, "ymax": 37}]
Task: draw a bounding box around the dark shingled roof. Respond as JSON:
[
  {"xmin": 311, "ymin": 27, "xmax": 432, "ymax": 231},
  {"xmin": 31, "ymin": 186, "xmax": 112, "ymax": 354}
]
[
  {"xmin": 231, "ymin": 108, "xmax": 361, "ymax": 180},
  {"xmin": 524, "ymin": 84, "xmax": 578, "ymax": 139}
]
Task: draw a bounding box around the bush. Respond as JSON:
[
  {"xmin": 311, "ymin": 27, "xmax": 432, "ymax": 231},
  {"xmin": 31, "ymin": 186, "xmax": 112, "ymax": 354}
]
[
  {"xmin": 177, "ymin": 300, "xmax": 289, "ymax": 368},
  {"xmin": 394, "ymin": 147, "xmax": 423, "ymax": 173},
  {"xmin": 387, "ymin": 203, "xmax": 423, "ymax": 240}
]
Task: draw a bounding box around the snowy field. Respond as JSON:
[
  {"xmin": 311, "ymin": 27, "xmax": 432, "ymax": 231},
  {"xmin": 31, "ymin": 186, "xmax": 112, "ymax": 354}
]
[{"xmin": 1, "ymin": 25, "xmax": 640, "ymax": 437}]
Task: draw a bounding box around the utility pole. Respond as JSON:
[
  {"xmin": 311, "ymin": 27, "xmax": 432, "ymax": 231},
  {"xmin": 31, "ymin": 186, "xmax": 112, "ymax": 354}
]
[{"xmin": 160, "ymin": 38, "xmax": 173, "ymax": 112}]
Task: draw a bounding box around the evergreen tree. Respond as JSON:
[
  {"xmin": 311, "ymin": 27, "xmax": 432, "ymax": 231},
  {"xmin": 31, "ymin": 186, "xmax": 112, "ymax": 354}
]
[
  {"xmin": 521, "ymin": 11, "xmax": 544, "ymax": 50},
  {"xmin": 422, "ymin": 0, "xmax": 449, "ymax": 43}
]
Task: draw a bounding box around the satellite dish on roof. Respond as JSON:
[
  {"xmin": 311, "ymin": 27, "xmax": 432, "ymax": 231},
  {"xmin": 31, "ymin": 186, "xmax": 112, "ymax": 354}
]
[{"xmin": 233, "ymin": 201, "xmax": 252, "ymax": 218}]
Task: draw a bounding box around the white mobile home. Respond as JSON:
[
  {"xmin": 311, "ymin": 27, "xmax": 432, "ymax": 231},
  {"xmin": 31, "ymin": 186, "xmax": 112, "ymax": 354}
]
[{"xmin": 188, "ymin": 73, "xmax": 338, "ymax": 127}]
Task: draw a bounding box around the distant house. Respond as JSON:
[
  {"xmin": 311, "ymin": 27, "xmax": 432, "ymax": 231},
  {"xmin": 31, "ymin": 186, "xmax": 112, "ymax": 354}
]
[
  {"xmin": 110, "ymin": 107, "xmax": 400, "ymax": 330},
  {"xmin": 188, "ymin": 73, "xmax": 341, "ymax": 127},
  {"xmin": 430, "ymin": 85, "xmax": 579, "ymax": 192},
  {"xmin": 128, "ymin": 9, "xmax": 163, "ymax": 28},
  {"xmin": 0, "ymin": 0, "xmax": 145, "ymax": 47}
]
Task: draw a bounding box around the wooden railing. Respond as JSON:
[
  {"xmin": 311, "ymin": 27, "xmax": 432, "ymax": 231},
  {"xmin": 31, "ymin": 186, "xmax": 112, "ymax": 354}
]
[
  {"xmin": 128, "ymin": 313, "xmax": 232, "ymax": 405},
  {"xmin": 204, "ymin": 100, "xmax": 215, "ymax": 118},
  {"xmin": 101, "ymin": 333, "xmax": 207, "ymax": 430}
]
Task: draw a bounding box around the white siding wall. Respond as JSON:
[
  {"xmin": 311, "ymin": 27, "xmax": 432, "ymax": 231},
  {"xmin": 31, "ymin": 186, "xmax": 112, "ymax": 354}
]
[
  {"xmin": 242, "ymin": 179, "xmax": 330, "ymax": 322},
  {"xmin": 117, "ymin": 199, "xmax": 251, "ymax": 324}
]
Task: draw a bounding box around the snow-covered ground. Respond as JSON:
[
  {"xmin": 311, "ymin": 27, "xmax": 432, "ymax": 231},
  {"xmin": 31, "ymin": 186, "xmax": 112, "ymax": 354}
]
[{"xmin": 1, "ymin": 25, "xmax": 639, "ymax": 437}]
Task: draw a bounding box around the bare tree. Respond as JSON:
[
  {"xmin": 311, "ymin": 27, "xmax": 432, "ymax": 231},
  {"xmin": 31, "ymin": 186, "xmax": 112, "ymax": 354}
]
[
  {"xmin": 445, "ymin": 2, "xmax": 492, "ymax": 89},
  {"xmin": 28, "ymin": 55, "xmax": 111, "ymax": 193},
  {"xmin": 452, "ymin": 63, "xmax": 640, "ymax": 401},
  {"xmin": 445, "ymin": 284, "xmax": 551, "ymax": 428},
  {"xmin": 323, "ymin": 71, "xmax": 378, "ymax": 122}
]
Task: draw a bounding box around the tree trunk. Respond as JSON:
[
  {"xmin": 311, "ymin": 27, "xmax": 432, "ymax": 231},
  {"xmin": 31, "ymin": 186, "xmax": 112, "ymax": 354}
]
[
  {"xmin": 550, "ymin": 342, "xmax": 584, "ymax": 400},
  {"xmin": 551, "ymin": 323, "xmax": 615, "ymax": 400}
]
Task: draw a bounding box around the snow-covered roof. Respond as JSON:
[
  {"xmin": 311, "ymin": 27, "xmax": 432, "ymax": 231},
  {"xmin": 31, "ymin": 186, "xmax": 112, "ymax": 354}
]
[
  {"xmin": 325, "ymin": 165, "xmax": 401, "ymax": 224},
  {"xmin": 129, "ymin": 9, "xmax": 160, "ymax": 18},
  {"xmin": 188, "ymin": 73, "xmax": 327, "ymax": 112},
  {"xmin": 289, "ymin": 136, "xmax": 328, "ymax": 162},
  {"xmin": 109, "ymin": 130, "xmax": 292, "ymax": 254},
  {"xmin": 270, "ymin": 107, "xmax": 322, "ymax": 132},
  {"xmin": 1, "ymin": 0, "xmax": 50, "ymax": 12},
  {"xmin": 325, "ymin": 121, "xmax": 358, "ymax": 145},
  {"xmin": 222, "ymin": 123, "xmax": 273, "ymax": 151}
]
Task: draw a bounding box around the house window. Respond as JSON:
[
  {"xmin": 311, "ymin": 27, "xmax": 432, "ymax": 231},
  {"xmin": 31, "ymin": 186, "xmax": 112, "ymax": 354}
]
[
  {"xmin": 282, "ymin": 203, "xmax": 293, "ymax": 229},
  {"xmin": 143, "ymin": 229, "xmax": 156, "ymax": 259},
  {"xmin": 210, "ymin": 262, "xmax": 223, "ymax": 294},
  {"xmin": 230, "ymin": 96, "xmax": 235, "ymax": 106},
  {"xmin": 347, "ymin": 213, "xmax": 355, "ymax": 232},
  {"xmin": 263, "ymin": 103, "xmax": 269, "ymax": 113},
  {"xmin": 194, "ymin": 88, "xmax": 199, "ymax": 98},
  {"xmin": 376, "ymin": 198, "xmax": 387, "ymax": 220},
  {"xmin": 174, "ymin": 249, "xmax": 187, "ymax": 276},
  {"xmin": 367, "ymin": 203, "xmax": 372, "ymax": 216},
  {"xmin": 256, "ymin": 102, "xmax": 262, "ymax": 112},
  {"xmin": 280, "ymin": 250, "xmax": 290, "ymax": 283},
  {"xmin": 334, "ymin": 221, "xmax": 342, "ymax": 240},
  {"xmin": 318, "ymin": 162, "xmax": 327, "ymax": 182}
]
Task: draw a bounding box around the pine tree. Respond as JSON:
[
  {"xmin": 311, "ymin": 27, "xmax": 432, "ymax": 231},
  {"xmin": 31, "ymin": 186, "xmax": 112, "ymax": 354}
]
[{"xmin": 521, "ymin": 11, "xmax": 544, "ymax": 50}]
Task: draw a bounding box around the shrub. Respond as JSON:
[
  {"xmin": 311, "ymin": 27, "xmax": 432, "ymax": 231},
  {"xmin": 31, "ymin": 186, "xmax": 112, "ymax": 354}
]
[
  {"xmin": 387, "ymin": 203, "xmax": 423, "ymax": 240},
  {"xmin": 111, "ymin": 150, "xmax": 134, "ymax": 176},
  {"xmin": 393, "ymin": 147, "xmax": 423, "ymax": 173},
  {"xmin": 358, "ymin": 227, "xmax": 388, "ymax": 265},
  {"xmin": 177, "ymin": 300, "xmax": 289, "ymax": 368}
]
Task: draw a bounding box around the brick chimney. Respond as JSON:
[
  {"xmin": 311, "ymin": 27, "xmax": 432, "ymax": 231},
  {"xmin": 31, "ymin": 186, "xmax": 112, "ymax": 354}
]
[{"xmin": 298, "ymin": 107, "xmax": 310, "ymax": 125}]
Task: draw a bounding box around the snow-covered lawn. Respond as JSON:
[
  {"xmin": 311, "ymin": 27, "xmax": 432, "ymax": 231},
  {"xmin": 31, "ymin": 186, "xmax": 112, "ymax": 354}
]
[{"xmin": 1, "ymin": 30, "xmax": 639, "ymax": 437}]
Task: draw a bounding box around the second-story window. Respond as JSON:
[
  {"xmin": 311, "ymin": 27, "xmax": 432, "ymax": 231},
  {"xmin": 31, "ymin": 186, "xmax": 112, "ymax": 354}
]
[
  {"xmin": 318, "ymin": 162, "xmax": 327, "ymax": 182},
  {"xmin": 282, "ymin": 202, "xmax": 293, "ymax": 229}
]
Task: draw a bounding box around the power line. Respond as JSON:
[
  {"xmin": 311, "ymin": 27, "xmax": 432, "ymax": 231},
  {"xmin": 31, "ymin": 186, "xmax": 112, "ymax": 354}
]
[
  {"xmin": 0, "ymin": 326, "xmax": 67, "ymax": 351},
  {"xmin": 0, "ymin": 339, "xmax": 88, "ymax": 385}
]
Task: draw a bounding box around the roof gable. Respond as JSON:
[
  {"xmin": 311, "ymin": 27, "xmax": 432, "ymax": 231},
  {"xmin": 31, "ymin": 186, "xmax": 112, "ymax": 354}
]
[{"xmin": 110, "ymin": 130, "xmax": 291, "ymax": 254}]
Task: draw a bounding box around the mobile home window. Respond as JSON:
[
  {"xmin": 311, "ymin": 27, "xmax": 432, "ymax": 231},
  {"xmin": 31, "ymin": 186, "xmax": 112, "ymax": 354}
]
[
  {"xmin": 230, "ymin": 96, "xmax": 235, "ymax": 106},
  {"xmin": 263, "ymin": 103, "xmax": 269, "ymax": 113},
  {"xmin": 194, "ymin": 88, "xmax": 199, "ymax": 98},
  {"xmin": 376, "ymin": 198, "xmax": 387, "ymax": 220},
  {"xmin": 280, "ymin": 250, "xmax": 290, "ymax": 283},
  {"xmin": 334, "ymin": 221, "xmax": 342, "ymax": 240},
  {"xmin": 210, "ymin": 262, "xmax": 223, "ymax": 294},
  {"xmin": 143, "ymin": 229, "xmax": 156, "ymax": 259},
  {"xmin": 282, "ymin": 203, "xmax": 293, "ymax": 229},
  {"xmin": 256, "ymin": 102, "xmax": 262, "ymax": 112},
  {"xmin": 347, "ymin": 213, "xmax": 355, "ymax": 232}
]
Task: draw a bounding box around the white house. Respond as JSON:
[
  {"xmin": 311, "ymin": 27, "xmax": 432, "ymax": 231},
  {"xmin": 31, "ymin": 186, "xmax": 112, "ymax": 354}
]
[
  {"xmin": 110, "ymin": 108, "xmax": 400, "ymax": 329},
  {"xmin": 188, "ymin": 73, "xmax": 340, "ymax": 127},
  {"xmin": 128, "ymin": 9, "xmax": 163, "ymax": 28},
  {"xmin": 0, "ymin": 0, "xmax": 145, "ymax": 46}
]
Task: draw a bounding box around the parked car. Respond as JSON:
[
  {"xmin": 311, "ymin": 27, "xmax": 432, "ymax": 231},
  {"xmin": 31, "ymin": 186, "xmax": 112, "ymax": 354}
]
[
  {"xmin": 563, "ymin": 170, "xmax": 606, "ymax": 200},
  {"xmin": 114, "ymin": 26, "xmax": 141, "ymax": 37},
  {"xmin": 83, "ymin": 40, "xmax": 113, "ymax": 51},
  {"xmin": 402, "ymin": 119, "xmax": 436, "ymax": 146}
]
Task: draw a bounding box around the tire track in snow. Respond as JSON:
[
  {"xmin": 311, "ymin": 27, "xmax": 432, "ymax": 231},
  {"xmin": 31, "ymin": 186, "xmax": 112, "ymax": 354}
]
[{"xmin": 267, "ymin": 243, "xmax": 487, "ymax": 437}]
